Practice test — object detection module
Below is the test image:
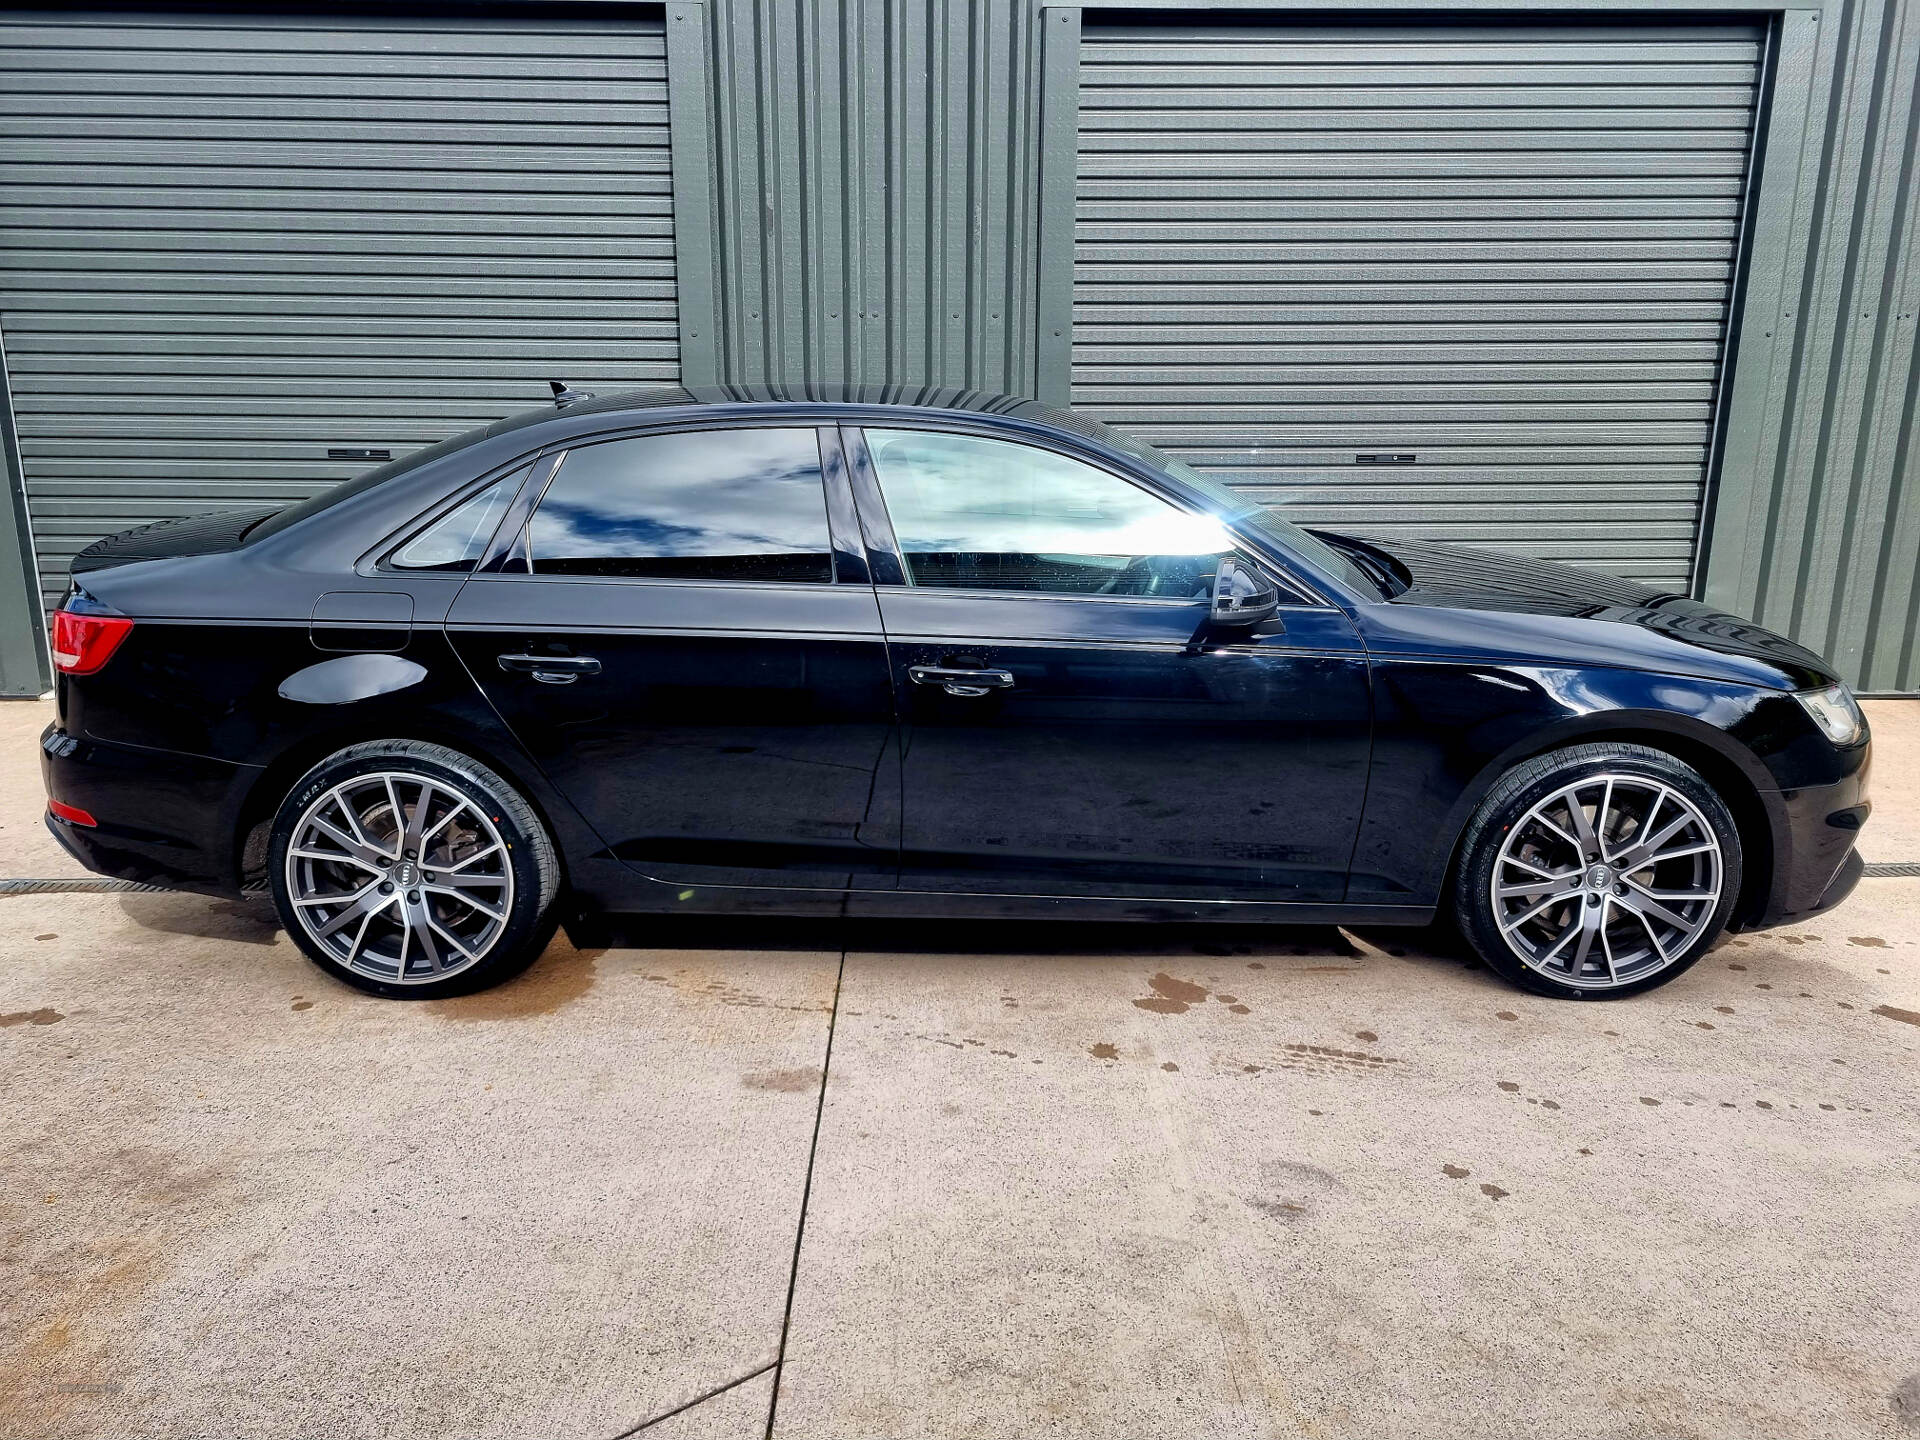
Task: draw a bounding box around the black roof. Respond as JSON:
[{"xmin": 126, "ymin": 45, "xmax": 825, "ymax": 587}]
[{"xmin": 484, "ymin": 381, "xmax": 1053, "ymax": 443}]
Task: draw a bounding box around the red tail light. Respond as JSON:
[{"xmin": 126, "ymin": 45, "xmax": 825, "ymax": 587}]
[
  {"xmin": 48, "ymin": 799, "xmax": 97, "ymax": 827},
  {"xmin": 50, "ymin": 610, "xmax": 133, "ymax": 676}
]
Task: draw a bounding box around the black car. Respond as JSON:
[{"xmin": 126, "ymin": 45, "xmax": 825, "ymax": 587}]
[{"xmin": 41, "ymin": 385, "xmax": 1870, "ymax": 1000}]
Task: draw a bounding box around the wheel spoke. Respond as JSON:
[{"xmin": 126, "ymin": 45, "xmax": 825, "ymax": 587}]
[
  {"xmin": 424, "ymin": 884, "xmax": 505, "ymax": 922},
  {"xmin": 420, "ymin": 795, "xmax": 472, "ymax": 852},
  {"xmin": 425, "ymin": 915, "xmax": 476, "ymax": 965},
  {"xmin": 1618, "ymin": 881, "xmax": 1698, "ymax": 933},
  {"xmin": 1565, "ymin": 785, "xmax": 1603, "ymax": 861},
  {"xmin": 1503, "ymin": 854, "xmax": 1570, "ymax": 882},
  {"xmin": 306, "ymin": 816, "xmax": 391, "ymax": 868},
  {"xmin": 291, "ymin": 846, "xmax": 382, "ymax": 875},
  {"xmin": 1533, "ymin": 812, "xmax": 1584, "ymax": 855},
  {"xmin": 412, "ymin": 906, "xmax": 442, "ymax": 969},
  {"xmin": 1629, "ymin": 904, "xmax": 1669, "ymax": 963},
  {"xmin": 1618, "ymin": 811, "xmax": 1694, "ymax": 870},
  {"xmin": 1499, "ymin": 893, "xmax": 1566, "ymax": 934},
  {"xmin": 445, "ymin": 843, "xmax": 503, "ymax": 874},
  {"xmin": 1570, "ymin": 901, "xmax": 1603, "ymax": 971},
  {"xmin": 314, "ymin": 885, "xmax": 387, "ymax": 939},
  {"xmin": 1497, "ymin": 875, "xmax": 1580, "ymax": 901}
]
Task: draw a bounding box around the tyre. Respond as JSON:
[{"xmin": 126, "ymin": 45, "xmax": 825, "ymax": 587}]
[
  {"xmin": 268, "ymin": 740, "xmax": 561, "ymax": 998},
  {"xmin": 1453, "ymin": 743, "xmax": 1741, "ymax": 1000}
]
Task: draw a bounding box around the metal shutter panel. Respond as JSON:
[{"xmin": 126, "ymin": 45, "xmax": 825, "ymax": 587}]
[
  {"xmin": 0, "ymin": 8, "xmax": 677, "ymax": 610},
  {"xmin": 1074, "ymin": 22, "xmax": 1763, "ymax": 589}
]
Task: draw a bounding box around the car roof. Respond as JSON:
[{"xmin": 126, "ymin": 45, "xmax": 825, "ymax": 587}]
[{"xmin": 482, "ymin": 381, "xmax": 1061, "ymax": 444}]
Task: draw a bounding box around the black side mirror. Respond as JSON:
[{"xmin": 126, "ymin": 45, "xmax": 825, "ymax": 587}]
[{"xmin": 1209, "ymin": 556, "xmax": 1279, "ymax": 629}]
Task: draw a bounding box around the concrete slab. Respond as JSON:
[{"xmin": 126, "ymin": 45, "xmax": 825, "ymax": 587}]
[
  {"xmin": 0, "ymin": 890, "xmax": 833, "ymax": 1440},
  {"xmin": 776, "ymin": 884, "xmax": 1920, "ymax": 1439},
  {"xmin": 1862, "ymin": 700, "xmax": 1919, "ymax": 863}
]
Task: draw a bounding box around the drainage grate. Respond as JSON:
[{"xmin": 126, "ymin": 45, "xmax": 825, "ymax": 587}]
[
  {"xmin": 0, "ymin": 877, "xmax": 175, "ymax": 896},
  {"xmin": 1863, "ymin": 862, "xmax": 1920, "ymax": 878}
]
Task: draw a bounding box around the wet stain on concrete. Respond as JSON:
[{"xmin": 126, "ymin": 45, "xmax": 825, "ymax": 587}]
[
  {"xmin": 1639, "ymin": 1097, "xmax": 1661, "ymax": 1106},
  {"xmin": 1089, "ymin": 1042, "xmax": 1120, "ymax": 1061},
  {"xmin": 0, "ymin": 1008, "xmax": 64, "ymax": 1027},
  {"xmin": 1479, "ymin": 1183, "xmax": 1510, "ymax": 1201},
  {"xmin": 34, "ymin": 933, "xmax": 56, "ymax": 941},
  {"xmin": 1850, "ymin": 936, "xmax": 1889, "ymax": 948},
  {"xmin": 1695, "ymin": 1021, "xmax": 1715, "ymax": 1030},
  {"xmin": 1132, "ymin": 972, "xmax": 1209, "ymax": 1015},
  {"xmin": 1495, "ymin": 1011, "xmax": 1518, "ymax": 1021},
  {"xmin": 1714, "ymin": 1005, "xmax": 1736, "ymax": 1014},
  {"xmin": 1442, "ymin": 1163, "xmax": 1469, "ymax": 1179},
  {"xmin": 1250, "ymin": 1160, "xmax": 1341, "ymax": 1221},
  {"xmin": 290, "ymin": 999, "xmax": 313, "ymax": 1012},
  {"xmin": 1160, "ymin": 1061, "xmax": 1179, "ymax": 1073},
  {"xmin": 1890, "ymin": 1372, "xmax": 1920, "ymax": 1430},
  {"xmin": 428, "ymin": 946, "xmax": 599, "ymax": 1022},
  {"xmin": 1872, "ymin": 1004, "xmax": 1920, "ymax": 1028},
  {"xmin": 1728, "ymin": 963, "xmax": 1748, "ymax": 971},
  {"xmin": 1354, "ymin": 1030, "xmax": 1377, "ymax": 1043},
  {"xmin": 1497, "ymin": 1081, "xmax": 1520, "ymax": 1093},
  {"xmin": 742, "ymin": 1067, "xmax": 821, "ymax": 1092},
  {"xmin": 1225, "ymin": 1004, "xmax": 1251, "ymax": 1015}
]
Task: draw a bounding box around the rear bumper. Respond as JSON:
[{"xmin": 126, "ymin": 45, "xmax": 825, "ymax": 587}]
[{"xmin": 39, "ymin": 723, "xmax": 250, "ymax": 896}]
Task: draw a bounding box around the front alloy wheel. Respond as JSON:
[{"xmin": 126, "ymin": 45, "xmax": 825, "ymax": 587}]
[{"xmin": 1456, "ymin": 743, "xmax": 1742, "ymax": 999}]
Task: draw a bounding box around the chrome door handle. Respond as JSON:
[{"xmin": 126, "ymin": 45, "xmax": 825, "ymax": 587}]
[
  {"xmin": 497, "ymin": 653, "xmax": 601, "ymax": 685},
  {"xmin": 908, "ymin": 665, "xmax": 1015, "ymax": 698}
]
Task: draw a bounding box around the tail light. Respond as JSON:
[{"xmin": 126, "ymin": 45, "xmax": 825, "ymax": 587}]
[
  {"xmin": 50, "ymin": 610, "xmax": 134, "ymax": 676},
  {"xmin": 48, "ymin": 799, "xmax": 97, "ymax": 827}
]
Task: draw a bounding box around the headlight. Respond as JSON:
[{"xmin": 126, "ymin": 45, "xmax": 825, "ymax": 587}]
[{"xmin": 1795, "ymin": 683, "xmax": 1865, "ymax": 746}]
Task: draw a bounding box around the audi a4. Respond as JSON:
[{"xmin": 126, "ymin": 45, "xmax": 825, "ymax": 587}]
[{"xmin": 40, "ymin": 385, "xmax": 1870, "ymax": 999}]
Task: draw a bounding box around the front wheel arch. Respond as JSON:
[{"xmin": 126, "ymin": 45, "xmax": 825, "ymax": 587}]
[{"xmin": 1430, "ymin": 716, "xmax": 1776, "ymax": 932}]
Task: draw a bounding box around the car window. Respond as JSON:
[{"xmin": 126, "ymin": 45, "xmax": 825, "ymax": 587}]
[
  {"xmin": 527, "ymin": 428, "xmax": 833, "ymax": 583},
  {"xmin": 863, "ymin": 428, "xmax": 1237, "ymax": 596},
  {"xmin": 389, "ymin": 469, "xmax": 523, "ymax": 572}
]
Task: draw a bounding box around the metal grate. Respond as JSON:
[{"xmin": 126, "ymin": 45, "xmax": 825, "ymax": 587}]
[{"xmin": 0, "ymin": 876, "xmax": 174, "ymax": 895}]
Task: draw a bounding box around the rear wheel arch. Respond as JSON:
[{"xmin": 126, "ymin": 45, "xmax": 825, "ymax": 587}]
[{"xmin": 232, "ymin": 718, "xmax": 571, "ymax": 894}]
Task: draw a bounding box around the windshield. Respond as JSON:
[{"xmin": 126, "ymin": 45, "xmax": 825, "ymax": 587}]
[{"xmin": 1020, "ymin": 406, "xmax": 1376, "ymax": 596}]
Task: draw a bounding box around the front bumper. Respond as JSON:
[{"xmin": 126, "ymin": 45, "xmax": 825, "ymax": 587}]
[
  {"xmin": 39, "ymin": 723, "xmax": 250, "ymax": 896},
  {"xmin": 1738, "ymin": 755, "xmax": 1871, "ymax": 930}
]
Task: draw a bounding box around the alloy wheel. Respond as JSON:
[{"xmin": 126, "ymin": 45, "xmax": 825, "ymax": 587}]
[
  {"xmin": 284, "ymin": 770, "xmax": 514, "ymax": 984},
  {"xmin": 1490, "ymin": 773, "xmax": 1723, "ymax": 990}
]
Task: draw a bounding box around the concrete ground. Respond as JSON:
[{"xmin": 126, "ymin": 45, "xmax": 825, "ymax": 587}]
[{"xmin": 2, "ymin": 695, "xmax": 1916, "ymax": 1440}]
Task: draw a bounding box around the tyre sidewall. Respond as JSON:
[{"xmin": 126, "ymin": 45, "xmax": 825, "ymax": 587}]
[
  {"xmin": 1455, "ymin": 746, "xmax": 1742, "ymax": 1000},
  {"xmin": 268, "ymin": 747, "xmax": 554, "ymax": 999}
]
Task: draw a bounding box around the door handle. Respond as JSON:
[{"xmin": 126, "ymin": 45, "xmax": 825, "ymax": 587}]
[
  {"xmin": 497, "ymin": 653, "xmax": 601, "ymax": 685},
  {"xmin": 908, "ymin": 665, "xmax": 1015, "ymax": 698}
]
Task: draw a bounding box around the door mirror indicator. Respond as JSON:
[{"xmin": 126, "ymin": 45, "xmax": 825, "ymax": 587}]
[{"xmin": 1209, "ymin": 557, "xmax": 1279, "ymax": 629}]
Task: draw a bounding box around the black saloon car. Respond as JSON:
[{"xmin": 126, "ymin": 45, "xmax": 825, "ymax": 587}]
[{"xmin": 41, "ymin": 385, "xmax": 1870, "ymax": 1000}]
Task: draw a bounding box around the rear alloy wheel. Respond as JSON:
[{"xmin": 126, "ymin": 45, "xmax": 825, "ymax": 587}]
[
  {"xmin": 1455, "ymin": 744, "xmax": 1741, "ymax": 999},
  {"xmin": 269, "ymin": 741, "xmax": 559, "ymax": 998}
]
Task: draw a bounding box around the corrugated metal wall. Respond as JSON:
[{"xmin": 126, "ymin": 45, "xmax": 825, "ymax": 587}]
[
  {"xmin": 1071, "ymin": 20, "xmax": 1763, "ymax": 590},
  {"xmin": 687, "ymin": 0, "xmax": 1049, "ymax": 393},
  {"xmin": 1699, "ymin": 0, "xmax": 1920, "ymax": 693},
  {"xmin": 0, "ymin": 7, "xmax": 677, "ymax": 611}
]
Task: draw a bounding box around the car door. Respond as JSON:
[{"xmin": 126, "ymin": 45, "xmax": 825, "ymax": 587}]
[
  {"xmin": 443, "ymin": 423, "xmax": 898, "ymax": 894},
  {"xmin": 846, "ymin": 423, "xmax": 1371, "ymax": 902}
]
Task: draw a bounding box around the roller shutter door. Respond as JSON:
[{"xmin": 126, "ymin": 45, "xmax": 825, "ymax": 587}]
[
  {"xmin": 0, "ymin": 7, "xmax": 677, "ymax": 610},
  {"xmin": 1074, "ymin": 21, "xmax": 1764, "ymax": 589}
]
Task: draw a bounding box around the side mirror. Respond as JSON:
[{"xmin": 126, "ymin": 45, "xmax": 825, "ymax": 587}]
[{"xmin": 1209, "ymin": 556, "xmax": 1279, "ymax": 629}]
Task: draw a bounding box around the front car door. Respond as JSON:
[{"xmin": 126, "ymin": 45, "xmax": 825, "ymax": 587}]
[
  {"xmin": 846, "ymin": 423, "xmax": 1371, "ymax": 903},
  {"xmin": 442, "ymin": 423, "xmax": 897, "ymax": 896}
]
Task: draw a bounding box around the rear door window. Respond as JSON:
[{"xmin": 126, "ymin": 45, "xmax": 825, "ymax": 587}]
[{"xmin": 527, "ymin": 428, "xmax": 833, "ymax": 583}]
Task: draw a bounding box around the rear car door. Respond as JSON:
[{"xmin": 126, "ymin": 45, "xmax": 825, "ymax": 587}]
[
  {"xmin": 847, "ymin": 423, "xmax": 1371, "ymax": 902},
  {"xmin": 443, "ymin": 424, "xmax": 897, "ymax": 893}
]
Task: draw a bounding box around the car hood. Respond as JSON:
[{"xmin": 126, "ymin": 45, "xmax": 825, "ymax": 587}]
[{"xmin": 1328, "ymin": 532, "xmax": 1839, "ymax": 689}]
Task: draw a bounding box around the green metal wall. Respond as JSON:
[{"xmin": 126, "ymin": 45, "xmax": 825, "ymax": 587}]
[
  {"xmin": 1696, "ymin": 0, "xmax": 1920, "ymax": 693},
  {"xmin": 672, "ymin": 0, "xmax": 1060, "ymax": 394},
  {"xmin": 1, "ymin": 0, "xmax": 1916, "ymax": 695}
]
